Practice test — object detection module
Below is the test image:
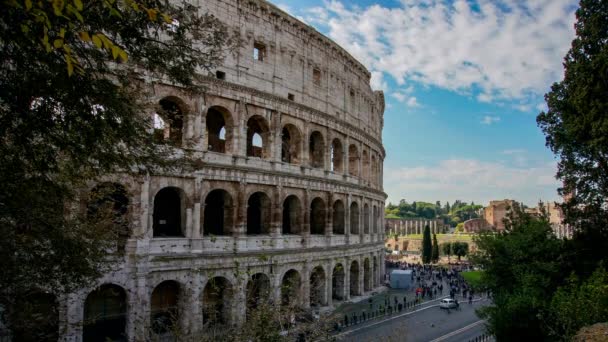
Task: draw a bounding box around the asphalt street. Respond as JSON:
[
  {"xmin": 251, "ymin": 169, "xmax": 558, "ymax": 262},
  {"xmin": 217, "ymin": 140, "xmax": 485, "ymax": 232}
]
[{"xmin": 336, "ymin": 297, "xmax": 491, "ymax": 342}]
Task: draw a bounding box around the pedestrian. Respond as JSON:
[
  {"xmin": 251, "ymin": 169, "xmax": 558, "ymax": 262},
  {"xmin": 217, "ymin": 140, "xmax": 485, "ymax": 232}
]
[{"xmin": 469, "ymin": 294, "xmax": 473, "ymax": 304}]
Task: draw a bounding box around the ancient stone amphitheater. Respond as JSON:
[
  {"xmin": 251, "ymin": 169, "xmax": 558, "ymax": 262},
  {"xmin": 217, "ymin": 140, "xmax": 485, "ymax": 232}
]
[{"xmin": 63, "ymin": 0, "xmax": 386, "ymax": 340}]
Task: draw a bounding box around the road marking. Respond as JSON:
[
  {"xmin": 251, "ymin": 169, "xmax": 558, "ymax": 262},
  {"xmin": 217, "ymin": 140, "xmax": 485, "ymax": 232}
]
[
  {"xmin": 428, "ymin": 320, "xmax": 486, "ymax": 342},
  {"xmin": 335, "ymin": 297, "xmax": 489, "ymax": 339}
]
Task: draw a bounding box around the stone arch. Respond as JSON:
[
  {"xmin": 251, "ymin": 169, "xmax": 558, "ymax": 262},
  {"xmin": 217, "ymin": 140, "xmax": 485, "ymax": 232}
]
[
  {"xmin": 281, "ymin": 269, "xmax": 302, "ymax": 307},
  {"xmin": 281, "ymin": 124, "xmax": 302, "ymax": 164},
  {"xmin": 348, "ymin": 144, "xmax": 360, "ymax": 177},
  {"xmin": 246, "ymin": 273, "xmax": 271, "ymax": 318},
  {"xmin": 202, "ymin": 277, "xmax": 234, "ymax": 326},
  {"xmin": 330, "ymin": 138, "xmax": 343, "ymax": 173},
  {"xmin": 364, "ymin": 258, "xmax": 371, "ymax": 291},
  {"xmin": 309, "ymin": 131, "xmax": 325, "ymax": 168},
  {"xmin": 362, "ymin": 149, "xmax": 370, "ymax": 182},
  {"xmin": 310, "ymin": 266, "xmax": 327, "ymax": 307},
  {"xmin": 150, "ymin": 280, "xmax": 180, "ymax": 335},
  {"xmin": 246, "ymin": 115, "xmax": 270, "ymax": 158},
  {"xmin": 153, "ymin": 97, "xmax": 185, "ymax": 146},
  {"xmin": 350, "ymin": 202, "xmax": 360, "ymax": 234},
  {"xmin": 282, "ymin": 195, "xmax": 302, "ymax": 235},
  {"xmin": 83, "ymin": 284, "xmax": 127, "ymax": 342},
  {"xmin": 310, "ymin": 197, "xmax": 326, "ymax": 235},
  {"xmin": 12, "ymin": 291, "xmax": 58, "ymax": 342},
  {"xmin": 206, "ymin": 106, "xmax": 234, "ymax": 153},
  {"xmin": 350, "ymin": 260, "xmax": 360, "ymax": 296},
  {"xmin": 332, "ymin": 263, "xmax": 345, "ymax": 301},
  {"xmin": 153, "ymin": 187, "xmax": 185, "ymax": 237},
  {"xmin": 87, "ymin": 182, "xmax": 130, "ymax": 250},
  {"xmin": 247, "ymin": 191, "xmax": 271, "ymax": 235},
  {"xmin": 332, "ymin": 200, "xmax": 345, "ymax": 235},
  {"xmin": 203, "ymin": 189, "xmax": 234, "ymax": 236},
  {"xmin": 363, "ymin": 203, "xmax": 370, "ymax": 234}
]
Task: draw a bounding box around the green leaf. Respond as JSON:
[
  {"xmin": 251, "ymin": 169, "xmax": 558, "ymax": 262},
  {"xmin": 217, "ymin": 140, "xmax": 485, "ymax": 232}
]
[
  {"xmin": 73, "ymin": 0, "xmax": 82, "ymax": 11},
  {"xmin": 53, "ymin": 39, "xmax": 63, "ymax": 48},
  {"xmin": 111, "ymin": 45, "xmax": 119, "ymax": 59},
  {"xmin": 65, "ymin": 53, "xmax": 73, "ymax": 76},
  {"xmin": 92, "ymin": 34, "xmax": 102, "ymax": 48},
  {"xmin": 79, "ymin": 31, "xmax": 91, "ymax": 42},
  {"xmin": 118, "ymin": 49, "xmax": 128, "ymax": 62},
  {"xmin": 25, "ymin": 0, "xmax": 32, "ymax": 10}
]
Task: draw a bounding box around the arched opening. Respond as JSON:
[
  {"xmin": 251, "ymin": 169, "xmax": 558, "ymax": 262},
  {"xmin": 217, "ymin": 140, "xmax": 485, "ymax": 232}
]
[
  {"xmin": 150, "ymin": 280, "xmax": 180, "ymax": 335},
  {"xmin": 364, "ymin": 259, "xmax": 371, "ymax": 292},
  {"xmin": 206, "ymin": 106, "xmax": 233, "ymax": 153},
  {"xmin": 350, "ymin": 202, "xmax": 359, "ymax": 234},
  {"xmin": 310, "ymin": 267, "xmax": 327, "ymax": 307},
  {"xmin": 153, "ymin": 97, "xmax": 184, "ymax": 146},
  {"xmin": 281, "ymin": 124, "xmax": 302, "ymax": 164},
  {"xmin": 332, "ymin": 200, "xmax": 345, "ymax": 235},
  {"xmin": 83, "ymin": 284, "xmax": 127, "ymax": 342},
  {"xmin": 153, "ymin": 187, "xmax": 184, "ymax": 237},
  {"xmin": 281, "ymin": 269, "xmax": 301, "ymax": 307},
  {"xmin": 88, "ymin": 183, "xmax": 129, "ymax": 251},
  {"xmin": 204, "ymin": 189, "xmax": 233, "ymax": 236},
  {"xmin": 372, "ymin": 155, "xmax": 377, "ymax": 185},
  {"xmin": 247, "ymin": 192, "xmax": 271, "ymax": 235},
  {"xmin": 363, "ymin": 204, "xmax": 370, "ymax": 234},
  {"xmin": 309, "ymin": 131, "xmax": 325, "ymax": 168},
  {"xmin": 11, "ymin": 291, "xmax": 58, "ymax": 342},
  {"xmin": 246, "ymin": 115, "xmax": 270, "ymax": 158},
  {"xmin": 246, "ymin": 273, "xmax": 270, "ymax": 318},
  {"xmin": 348, "ymin": 144, "xmax": 360, "ymax": 177},
  {"xmin": 282, "ymin": 195, "xmax": 302, "ymax": 235},
  {"xmin": 373, "ymin": 256, "xmax": 378, "ymax": 287},
  {"xmin": 202, "ymin": 277, "xmax": 233, "ymax": 326},
  {"xmin": 362, "ymin": 150, "xmax": 370, "ymax": 182},
  {"xmin": 332, "ymin": 264, "xmax": 345, "ymax": 301},
  {"xmin": 373, "ymin": 205, "xmax": 379, "ymax": 233},
  {"xmin": 350, "ymin": 260, "xmax": 360, "ymax": 296},
  {"xmin": 330, "ymin": 138, "xmax": 343, "ymax": 173},
  {"xmin": 310, "ymin": 197, "xmax": 326, "ymax": 235}
]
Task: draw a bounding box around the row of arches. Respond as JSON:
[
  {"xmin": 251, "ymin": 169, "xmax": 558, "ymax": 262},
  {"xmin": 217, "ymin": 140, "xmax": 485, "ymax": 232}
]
[
  {"xmin": 154, "ymin": 187, "xmax": 382, "ymax": 238},
  {"xmin": 79, "ymin": 256, "xmax": 379, "ymax": 340},
  {"xmin": 152, "ymin": 97, "xmax": 382, "ymax": 186}
]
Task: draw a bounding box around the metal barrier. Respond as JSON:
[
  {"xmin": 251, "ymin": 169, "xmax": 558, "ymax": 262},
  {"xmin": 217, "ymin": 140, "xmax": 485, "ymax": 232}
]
[{"xmin": 468, "ymin": 332, "xmax": 493, "ymax": 342}]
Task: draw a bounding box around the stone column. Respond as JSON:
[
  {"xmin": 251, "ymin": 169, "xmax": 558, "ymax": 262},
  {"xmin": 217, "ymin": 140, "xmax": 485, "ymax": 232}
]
[
  {"xmin": 344, "ymin": 258, "xmax": 351, "ymax": 300},
  {"xmin": 233, "ymin": 280, "xmax": 247, "ymax": 326},
  {"xmin": 139, "ymin": 175, "xmax": 151, "ymax": 237},
  {"xmin": 342, "ymin": 137, "xmax": 349, "ymax": 176},
  {"xmin": 302, "ymin": 122, "xmax": 310, "ymax": 166},
  {"xmin": 302, "ymin": 190, "xmax": 310, "ymax": 248},
  {"xmin": 236, "ymin": 100, "xmax": 247, "ymax": 157},
  {"xmin": 326, "ymin": 264, "xmax": 333, "ymax": 307},
  {"xmin": 234, "ymin": 182, "xmax": 247, "ymax": 237},
  {"xmin": 302, "ymin": 264, "xmax": 311, "ymax": 309},
  {"xmin": 358, "ymin": 258, "xmax": 364, "ymax": 296},
  {"xmin": 271, "ymin": 186, "xmax": 282, "ymax": 237}
]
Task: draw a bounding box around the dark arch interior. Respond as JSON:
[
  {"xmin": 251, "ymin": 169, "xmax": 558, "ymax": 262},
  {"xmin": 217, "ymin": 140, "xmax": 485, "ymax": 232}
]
[
  {"xmin": 246, "ymin": 116, "xmax": 269, "ymax": 158},
  {"xmin": 281, "ymin": 126, "xmax": 301, "ymax": 164},
  {"xmin": 246, "ymin": 273, "xmax": 270, "ymax": 317},
  {"xmin": 309, "ymin": 131, "xmax": 324, "ymax": 168},
  {"xmin": 333, "ymin": 200, "xmax": 345, "ymax": 234},
  {"xmin": 204, "ymin": 189, "xmax": 232, "ymax": 236},
  {"xmin": 310, "ymin": 198, "xmax": 326, "ymax": 235},
  {"xmin": 154, "ymin": 98, "xmax": 183, "ymax": 146},
  {"xmin": 310, "ymin": 267, "xmax": 326, "ymax": 307},
  {"xmin": 281, "ymin": 270, "xmax": 301, "ymax": 307},
  {"xmin": 331, "ymin": 139, "xmax": 343, "ymax": 173},
  {"xmin": 203, "ymin": 277, "xmax": 233, "ymax": 325},
  {"xmin": 207, "ymin": 107, "xmax": 228, "ymax": 153},
  {"xmin": 350, "ymin": 202, "xmax": 359, "ymax": 234},
  {"xmin": 332, "ymin": 264, "xmax": 345, "ymax": 301},
  {"xmin": 153, "ymin": 187, "xmax": 183, "ymax": 237},
  {"xmin": 151, "ymin": 281, "xmax": 180, "ymax": 334},
  {"xmin": 282, "ymin": 195, "xmax": 301, "ymax": 235},
  {"xmin": 83, "ymin": 285, "xmax": 127, "ymax": 342},
  {"xmin": 247, "ymin": 192, "xmax": 271, "ymax": 235},
  {"xmin": 12, "ymin": 292, "xmax": 59, "ymax": 342}
]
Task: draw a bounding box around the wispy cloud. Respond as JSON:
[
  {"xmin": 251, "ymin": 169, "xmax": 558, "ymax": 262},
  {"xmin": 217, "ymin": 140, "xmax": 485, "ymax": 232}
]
[
  {"xmin": 384, "ymin": 159, "xmax": 560, "ymax": 206},
  {"xmin": 304, "ymin": 0, "xmax": 576, "ymax": 108},
  {"xmin": 481, "ymin": 115, "xmax": 501, "ymax": 125}
]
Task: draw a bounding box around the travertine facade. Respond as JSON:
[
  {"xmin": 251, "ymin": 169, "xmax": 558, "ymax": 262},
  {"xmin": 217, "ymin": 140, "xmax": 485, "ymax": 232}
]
[{"xmin": 58, "ymin": 0, "xmax": 386, "ymax": 341}]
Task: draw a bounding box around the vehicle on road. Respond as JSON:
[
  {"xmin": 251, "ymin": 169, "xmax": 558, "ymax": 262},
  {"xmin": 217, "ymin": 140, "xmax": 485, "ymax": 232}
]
[{"xmin": 439, "ymin": 298, "xmax": 459, "ymax": 309}]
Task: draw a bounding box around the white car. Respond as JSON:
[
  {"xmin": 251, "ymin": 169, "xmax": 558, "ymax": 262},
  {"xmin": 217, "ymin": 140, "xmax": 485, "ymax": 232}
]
[{"xmin": 439, "ymin": 298, "xmax": 458, "ymax": 309}]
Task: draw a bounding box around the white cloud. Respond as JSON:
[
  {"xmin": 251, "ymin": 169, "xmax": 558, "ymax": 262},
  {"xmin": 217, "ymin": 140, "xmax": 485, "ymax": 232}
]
[
  {"xmin": 307, "ymin": 0, "xmax": 576, "ymax": 107},
  {"xmin": 481, "ymin": 115, "xmax": 500, "ymax": 125},
  {"xmin": 407, "ymin": 97, "xmax": 420, "ymax": 107},
  {"xmin": 384, "ymin": 159, "xmax": 560, "ymax": 206}
]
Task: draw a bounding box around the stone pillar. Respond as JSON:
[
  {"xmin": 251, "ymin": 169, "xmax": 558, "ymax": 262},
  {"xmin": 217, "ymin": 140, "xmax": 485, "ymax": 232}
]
[
  {"xmin": 139, "ymin": 175, "xmax": 151, "ymax": 237},
  {"xmin": 302, "ymin": 122, "xmax": 310, "ymax": 166},
  {"xmin": 233, "ymin": 280, "xmax": 247, "ymax": 326},
  {"xmin": 302, "ymin": 264, "xmax": 311, "ymax": 309},
  {"xmin": 345, "ymin": 195, "xmax": 351, "ymax": 244},
  {"xmin": 236, "ymin": 100, "xmax": 247, "ymax": 156},
  {"xmin": 342, "ymin": 137, "xmax": 349, "ymax": 176},
  {"xmin": 235, "ymin": 182, "xmax": 247, "ymax": 237},
  {"xmin": 271, "ymin": 111, "xmax": 281, "ymax": 162},
  {"xmin": 271, "ymin": 186, "xmax": 282, "ymax": 237},
  {"xmin": 358, "ymin": 258, "xmax": 364, "ymax": 296},
  {"xmin": 343, "ymin": 258, "xmax": 351, "ymax": 300},
  {"xmin": 302, "ymin": 190, "xmax": 310, "ymax": 248},
  {"xmin": 326, "ymin": 264, "xmax": 333, "ymax": 307}
]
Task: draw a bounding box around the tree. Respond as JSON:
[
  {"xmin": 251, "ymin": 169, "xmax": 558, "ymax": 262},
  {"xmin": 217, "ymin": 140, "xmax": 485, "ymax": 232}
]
[
  {"xmin": 472, "ymin": 204, "xmax": 569, "ymax": 340},
  {"xmin": 0, "ymin": 0, "xmax": 234, "ymax": 334},
  {"xmin": 452, "ymin": 242, "xmax": 469, "ymax": 261},
  {"xmin": 442, "ymin": 242, "xmax": 452, "ymax": 261},
  {"xmin": 431, "ymin": 233, "xmax": 439, "ymax": 263},
  {"xmin": 537, "ymin": 0, "xmax": 608, "ymax": 277},
  {"xmin": 421, "ymin": 225, "xmax": 432, "ymax": 264}
]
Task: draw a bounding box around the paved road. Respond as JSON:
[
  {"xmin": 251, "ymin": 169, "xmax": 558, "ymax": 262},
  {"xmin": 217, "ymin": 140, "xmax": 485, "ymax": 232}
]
[{"xmin": 337, "ymin": 297, "xmax": 490, "ymax": 342}]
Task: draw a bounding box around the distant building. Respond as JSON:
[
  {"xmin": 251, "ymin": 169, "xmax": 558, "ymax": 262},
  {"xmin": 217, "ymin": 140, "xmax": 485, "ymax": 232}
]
[
  {"xmin": 463, "ymin": 218, "xmax": 492, "ymax": 233},
  {"xmin": 483, "ymin": 199, "xmax": 516, "ymax": 231}
]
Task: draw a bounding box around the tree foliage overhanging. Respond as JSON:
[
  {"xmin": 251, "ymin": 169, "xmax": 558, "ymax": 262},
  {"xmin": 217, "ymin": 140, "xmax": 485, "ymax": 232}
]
[{"xmin": 0, "ymin": 0, "xmax": 235, "ymax": 332}]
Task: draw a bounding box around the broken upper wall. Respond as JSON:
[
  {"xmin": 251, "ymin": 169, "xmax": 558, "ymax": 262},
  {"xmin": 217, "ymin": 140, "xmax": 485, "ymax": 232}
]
[{"xmin": 195, "ymin": 0, "xmax": 385, "ymax": 139}]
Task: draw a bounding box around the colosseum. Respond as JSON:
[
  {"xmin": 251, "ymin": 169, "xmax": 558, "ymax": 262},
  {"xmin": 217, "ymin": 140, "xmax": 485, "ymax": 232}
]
[{"xmin": 59, "ymin": 0, "xmax": 386, "ymax": 340}]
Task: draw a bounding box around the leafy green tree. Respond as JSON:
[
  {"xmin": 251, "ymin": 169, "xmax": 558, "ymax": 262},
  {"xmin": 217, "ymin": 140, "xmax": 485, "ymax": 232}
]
[
  {"xmin": 421, "ymin": 225, "xmax": 432, "ymax": 264},
  {"xmin": 452, "ymin": 242, "xmax": 469, "ymax": 261},
  {"xmin": 537, "ymin": 0, "xmax": 608, "ymax": 277},
  {"xmin": 472, "ymin": 205, "xmax": 569, "ymax": 341},
  {"xmin": 431, "ymin": 233, "xmax": 439, "ymax": 263},
  {"xmin": 0, "ymin": 0, "xmax": 234, "ymax": 334}
]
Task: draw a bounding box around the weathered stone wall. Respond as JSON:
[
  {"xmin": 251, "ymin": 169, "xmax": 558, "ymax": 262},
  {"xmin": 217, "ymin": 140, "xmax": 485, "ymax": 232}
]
[{"xmin": 58, "ymin": 0, "xmax": 387, "ymax": 340}]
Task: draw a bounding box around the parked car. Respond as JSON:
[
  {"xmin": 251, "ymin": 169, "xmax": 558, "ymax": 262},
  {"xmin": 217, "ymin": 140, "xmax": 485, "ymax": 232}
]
[{"xmin": 439, "ymin": 298, "xmax": 459, "ymax": 309}]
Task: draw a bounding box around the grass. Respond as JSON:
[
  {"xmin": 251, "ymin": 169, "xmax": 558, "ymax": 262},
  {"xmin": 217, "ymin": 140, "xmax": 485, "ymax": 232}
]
[{"xmin": 461, "ymin": 270, "xmax": 484, "ymax": 289}]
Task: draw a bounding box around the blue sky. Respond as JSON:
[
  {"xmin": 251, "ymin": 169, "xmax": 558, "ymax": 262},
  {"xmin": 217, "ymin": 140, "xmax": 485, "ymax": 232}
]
[{"xmin": 274, "ymin": 0, "xmax": 579, "ymax": 206}]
